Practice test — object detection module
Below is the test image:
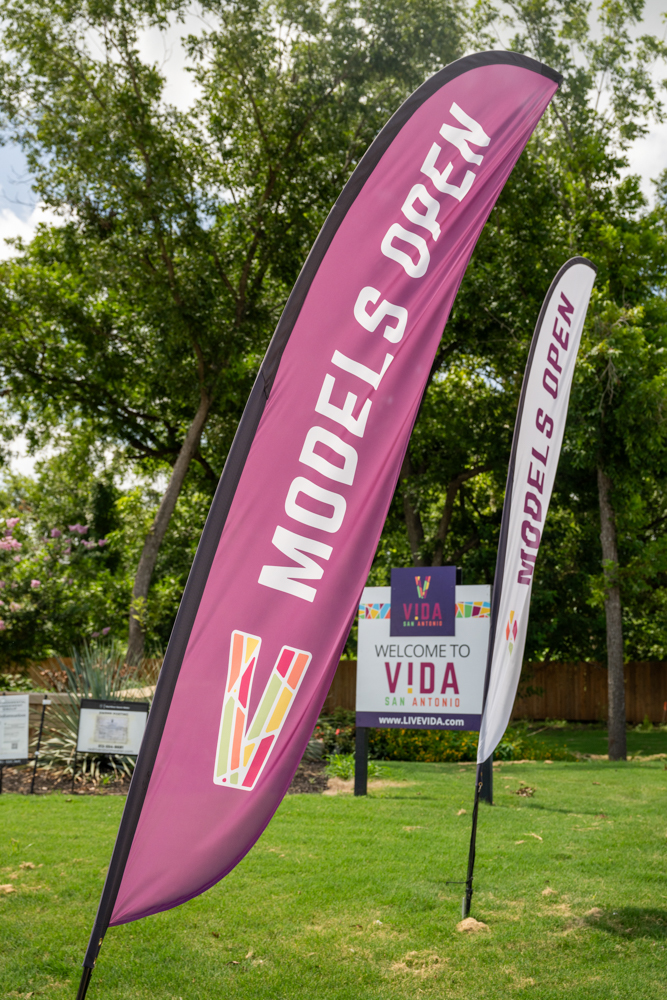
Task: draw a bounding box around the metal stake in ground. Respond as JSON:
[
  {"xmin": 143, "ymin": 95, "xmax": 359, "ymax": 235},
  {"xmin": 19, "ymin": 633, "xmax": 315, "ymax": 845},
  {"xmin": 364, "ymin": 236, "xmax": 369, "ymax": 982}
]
[{"xmin": 354, "ymin": 726, "xmax": 369, "ymax": 796}]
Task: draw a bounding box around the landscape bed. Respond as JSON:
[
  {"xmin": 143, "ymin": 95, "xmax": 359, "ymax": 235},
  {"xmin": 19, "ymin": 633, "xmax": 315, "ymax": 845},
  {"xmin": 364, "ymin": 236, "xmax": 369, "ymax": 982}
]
[{"xmin": 1, "ymin": 755, "xmax": 666, "ymax": 999}]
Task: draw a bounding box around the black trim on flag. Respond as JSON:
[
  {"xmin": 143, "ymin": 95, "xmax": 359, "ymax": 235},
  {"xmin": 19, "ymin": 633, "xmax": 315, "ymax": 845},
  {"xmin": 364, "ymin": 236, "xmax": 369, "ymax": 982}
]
[{"xmin": 78, "ymin": 49, "xmax": 563, "ymax": 983}]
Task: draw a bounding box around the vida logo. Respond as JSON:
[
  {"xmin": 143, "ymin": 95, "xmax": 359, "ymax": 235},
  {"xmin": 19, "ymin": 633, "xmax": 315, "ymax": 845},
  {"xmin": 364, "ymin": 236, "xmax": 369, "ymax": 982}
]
[
  {"xmin": 506, "ymin": 611, "xmax": 518, "ymax": 654},
  {"xmin": 415, "ymin": 575, "xmax": 431, "ymax": 599},
  {"xmin": 214, "ymin": 631, "xmax": 311, "ymax": 790}
]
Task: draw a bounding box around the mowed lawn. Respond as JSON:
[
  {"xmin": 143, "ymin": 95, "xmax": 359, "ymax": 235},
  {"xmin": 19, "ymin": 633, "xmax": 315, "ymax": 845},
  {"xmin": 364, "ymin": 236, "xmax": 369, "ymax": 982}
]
[{"xmin": 1, "ymin": 758, "xmax": 666, "ymax": 999}]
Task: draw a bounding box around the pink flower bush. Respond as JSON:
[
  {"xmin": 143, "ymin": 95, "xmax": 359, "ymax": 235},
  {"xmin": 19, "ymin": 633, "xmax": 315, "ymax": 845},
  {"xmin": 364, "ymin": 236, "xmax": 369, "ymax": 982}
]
[
  {"xmin": 0, "ymin": 538, "xmax": 22, "ymax": 551},
  {"xmin": 30, "ymin": 579, "xmax": 41, "ymax": 589},
  {"xmin": 6, "ymin": 517, "xmax": 19, "ymax": 530},
  {"xmin": 9, "ymin": 601, "xmax": 21, "ymax": 612},
  {"xmin": 0, "ymin": 620, "xmax": 5, "ymax": 630},
  {"xmin": 68, "ymin": 523, "xmax": 89, "ymax": 535},
  {"xmin": 101, "ymin": 627, "xmax": 111, "ymax": 635},
  {"xmin": 50, "ymin": 528, "xmax": 62, "ymax": 538},
  {"xmin": 98, "ymin": 539, "xmax": 108, "ymax": 547}
]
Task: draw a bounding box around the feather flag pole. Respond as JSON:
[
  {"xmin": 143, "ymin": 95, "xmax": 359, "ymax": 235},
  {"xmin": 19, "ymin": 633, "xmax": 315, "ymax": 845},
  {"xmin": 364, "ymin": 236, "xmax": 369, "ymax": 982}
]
[
  {"xmin": 75, "ymin": 51, "xmax": 562, "ymax": 996},
  {"xmin": 461, "ymin": 257, "xmax": 597, "ymax": 919}
]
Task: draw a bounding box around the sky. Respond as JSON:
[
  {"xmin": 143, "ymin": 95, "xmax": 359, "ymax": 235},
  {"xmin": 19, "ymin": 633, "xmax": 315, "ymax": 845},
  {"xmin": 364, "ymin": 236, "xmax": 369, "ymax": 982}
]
[{"xmin": 1, "ymin": 2, "xmax": 666, "ymax": 474}]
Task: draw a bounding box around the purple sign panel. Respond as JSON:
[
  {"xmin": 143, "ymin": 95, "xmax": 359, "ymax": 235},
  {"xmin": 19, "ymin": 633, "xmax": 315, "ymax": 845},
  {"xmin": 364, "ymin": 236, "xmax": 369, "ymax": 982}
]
[
  {"xmin": 357, "ymin": 710, "xmax": 481, "ymax": 731},
  {"xmin": 390, "ymin": 566, "xmax": 456, "ymax": 636}
]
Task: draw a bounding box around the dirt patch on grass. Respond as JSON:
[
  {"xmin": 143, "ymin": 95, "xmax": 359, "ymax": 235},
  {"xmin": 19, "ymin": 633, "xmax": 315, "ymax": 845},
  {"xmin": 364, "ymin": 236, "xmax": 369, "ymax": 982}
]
[
  {"xmin": 286, "ymin": 760, "xmax": 329, "ymax": 794},
  {"xmin": 323, "ymin": 778, "xmax": 412, "ymax": 795},
  {"xmin": 2, "ymin": 759, "xmax": 330, "ymax": 796},
  {"xmin": 0, "ymin": 765, "xmax": 131, "ymax": 795},
  {"xmin": 389, "ymin": 950, "xmax": 446, "ymax": 978}
]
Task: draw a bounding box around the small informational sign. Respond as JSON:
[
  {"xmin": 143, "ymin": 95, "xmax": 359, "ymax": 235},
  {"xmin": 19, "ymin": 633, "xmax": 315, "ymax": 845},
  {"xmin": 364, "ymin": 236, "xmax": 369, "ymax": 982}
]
[
  {"xmin": 0, "ymin": 693, "xmax": 30, "ymax": 764},
  {"xmin": 77, "ymin": 699, "xmax": 149, "ymax": 756},
  {"xmin": 356, "ymin": 583, "xmax": 490, "ymax": 731}
]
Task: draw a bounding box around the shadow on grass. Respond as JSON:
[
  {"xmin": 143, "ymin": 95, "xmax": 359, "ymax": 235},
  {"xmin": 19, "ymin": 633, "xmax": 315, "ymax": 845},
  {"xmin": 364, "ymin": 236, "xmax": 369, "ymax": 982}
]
[
  {"xmin": 589, "ymin": 908, "xmax": 667, "ymax": 940},
  {"xmin": 517, "ymin": 803, "xmax": 604, "ymax": 816}
]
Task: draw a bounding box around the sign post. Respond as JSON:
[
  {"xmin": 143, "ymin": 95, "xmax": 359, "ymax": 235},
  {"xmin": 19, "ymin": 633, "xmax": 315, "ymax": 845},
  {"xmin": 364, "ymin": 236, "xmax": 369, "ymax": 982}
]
[
  {"xmin": 31, "ymin": 696, "xmax": 52, "ymax": 795},
  {"xmin": 355, "ymin": 572, "xmax": 491, "ymax": 792}
]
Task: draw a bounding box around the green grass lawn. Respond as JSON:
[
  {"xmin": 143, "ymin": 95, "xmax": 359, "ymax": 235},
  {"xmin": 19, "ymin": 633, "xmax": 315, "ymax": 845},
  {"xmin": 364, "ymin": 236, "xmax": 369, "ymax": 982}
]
[
  {"xmin": 522, "ymin": 724, "xmax": 667, "ymax": 758},
  {"xmin": 1, "ymin": 758, "xmax": 666, "ymax": 999}
]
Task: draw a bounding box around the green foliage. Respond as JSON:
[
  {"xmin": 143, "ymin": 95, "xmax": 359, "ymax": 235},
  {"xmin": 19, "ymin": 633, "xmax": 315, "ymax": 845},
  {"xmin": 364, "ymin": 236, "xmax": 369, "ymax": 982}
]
[
  {"xmin": 314, "ymin": 709, "xmax": 575, "ymax": 763},
  {"xmin": 0, "ymin": 475, "xmax": 124, "ymax": 664},
  {"xmin": 0, "ymin": 671, "xmax": 34, "ymax": 691},
  {"xmin": 313, "ymin": 708, "xmax": 356, "ymax": 755},
  {"xmin": 324, "ymin": 753, "xmax": 386, "ymax": 779},
  {"xmin": 369, "ymin": 726, "xmax": 575, "ymax": 761},
  {"xmin": 0, "ymin": 0, "xmax": 466, "ymax": 656},
  {"xmin": 0, "ymin": 0, "xmax": 666, "ymax": 668},
  {"xmin": 379, "ymin": 0, "xmax": 667, "ymax": 664}
]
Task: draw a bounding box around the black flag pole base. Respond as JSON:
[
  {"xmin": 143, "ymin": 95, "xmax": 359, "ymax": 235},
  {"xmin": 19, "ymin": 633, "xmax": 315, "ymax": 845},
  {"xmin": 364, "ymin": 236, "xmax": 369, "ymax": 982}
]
[
  {"xmin": 447, "ymin": 755, "xmax": 494, "ymax": 920},
  {"xmin": 76, "ymin": 964, "xmax": 94, "ymax": 1000},
  {"xmin": 463, "ymin": 880, "xmax": 474, "ymax": 919}
]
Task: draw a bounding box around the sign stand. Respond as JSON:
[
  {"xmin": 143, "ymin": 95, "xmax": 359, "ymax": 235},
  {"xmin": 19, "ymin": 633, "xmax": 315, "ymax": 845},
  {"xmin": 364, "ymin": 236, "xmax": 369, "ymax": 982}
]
[
  {"xmin": 30, "ymin": 697, "xmax": 51, "ymax": 795},
  {"xmin": 354, "ymin": 727, "xmax": 369, "ymax": 796}
]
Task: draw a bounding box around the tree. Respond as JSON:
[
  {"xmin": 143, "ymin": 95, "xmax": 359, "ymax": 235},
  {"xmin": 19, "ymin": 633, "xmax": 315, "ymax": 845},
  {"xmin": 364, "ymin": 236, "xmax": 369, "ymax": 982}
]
[
  {"xmin": 462, "ymin": 0, "xmax": 667, "ymax": 758},
  {"xmin": 0, "ymin": 0, "xmax": 465, "ymax": 660},
  {"xmin": 368, "ymin": 0, "xmax": 667, "ymax": 759}
]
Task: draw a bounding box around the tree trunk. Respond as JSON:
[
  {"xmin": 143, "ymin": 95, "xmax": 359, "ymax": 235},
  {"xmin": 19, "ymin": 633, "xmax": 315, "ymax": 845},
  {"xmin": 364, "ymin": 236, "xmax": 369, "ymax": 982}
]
[
  {"xmin": 127, "ymin": 391, "xmax": 212, "ymax": 664},
  {"xmin": 432, "ymin": 466, "xmax": 488, "ymax": 566},
  {"xmin": 400, "ymin": 452, "xmax": 425, "ymax": 565},
  {"xmin": 597, "ymin": 466, "xmax": 626, "ymax": 760}
]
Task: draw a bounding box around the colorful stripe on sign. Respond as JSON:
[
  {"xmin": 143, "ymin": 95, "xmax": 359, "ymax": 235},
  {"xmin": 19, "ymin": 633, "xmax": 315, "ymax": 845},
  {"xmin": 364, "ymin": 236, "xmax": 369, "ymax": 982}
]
[
  {"xmin": 214, "ymin": 631, "xmax": 312, "ymax": 790},
  {"xmin": 358, "ymin": 603, "xmax": 391, "ymax": 620},
  {"xmin": 455, "ymin": 601, "xmax": 490, "ymax": 619}
]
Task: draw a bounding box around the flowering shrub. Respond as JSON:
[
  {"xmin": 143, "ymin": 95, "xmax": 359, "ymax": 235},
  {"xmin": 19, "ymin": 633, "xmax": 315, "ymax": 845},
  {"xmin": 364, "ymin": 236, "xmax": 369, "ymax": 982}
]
[
  {"xmin": 313, "ymin": 708, "xmax": 356, "ymax": 755},
  {"xmin": 0, "ymin": 512, "xmax": 125, "ymax": 664}
]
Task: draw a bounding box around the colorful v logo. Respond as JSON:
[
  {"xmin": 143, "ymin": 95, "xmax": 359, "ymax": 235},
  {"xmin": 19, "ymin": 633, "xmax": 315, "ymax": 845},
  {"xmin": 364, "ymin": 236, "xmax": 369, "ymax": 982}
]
[
  {"xmin": 214, "ymin": 631, "xmax": 312, "ymax": 790},
  {"xmin": 414, "ymin": 575, "xmax": 431, "ymax": 599}
]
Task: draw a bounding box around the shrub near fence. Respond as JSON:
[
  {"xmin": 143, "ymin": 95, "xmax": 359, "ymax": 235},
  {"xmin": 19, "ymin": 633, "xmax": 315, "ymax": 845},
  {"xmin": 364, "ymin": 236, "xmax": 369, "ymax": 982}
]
[{"xmin": 323, "ymin": 659, "xmax": 667, "ymax": 724}]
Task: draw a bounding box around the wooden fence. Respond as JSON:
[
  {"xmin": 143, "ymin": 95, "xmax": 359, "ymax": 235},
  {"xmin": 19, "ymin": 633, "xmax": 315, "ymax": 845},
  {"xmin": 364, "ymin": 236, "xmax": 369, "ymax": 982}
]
[
  {"xmin": 322, "ymin": 659, "xmax": 667, "ymax": 724},
  {"xmin": 513, "ymin": 661, "xmax": 667, "ymax": 724}
]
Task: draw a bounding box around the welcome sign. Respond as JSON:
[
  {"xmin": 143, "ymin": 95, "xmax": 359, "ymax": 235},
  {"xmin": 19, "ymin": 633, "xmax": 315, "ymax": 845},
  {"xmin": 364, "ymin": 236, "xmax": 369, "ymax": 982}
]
[{"xmin": 357, "ymin": 584, "xmax": 490, "ymax": 730}]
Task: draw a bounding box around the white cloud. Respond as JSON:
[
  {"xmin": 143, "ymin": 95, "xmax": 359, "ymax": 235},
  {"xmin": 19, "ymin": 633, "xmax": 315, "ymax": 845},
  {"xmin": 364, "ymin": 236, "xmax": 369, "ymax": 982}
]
[
  {"xmin": 625, "ymin": 121, "xmax": 667, "ymax": 202},
  {"xmin": 0, "ymin": 203, "xmax": 60, "ymax": 260}
]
